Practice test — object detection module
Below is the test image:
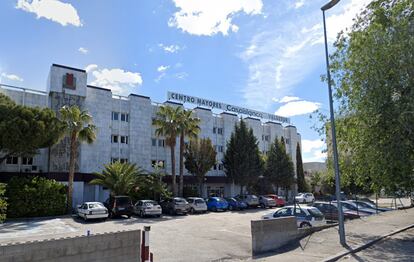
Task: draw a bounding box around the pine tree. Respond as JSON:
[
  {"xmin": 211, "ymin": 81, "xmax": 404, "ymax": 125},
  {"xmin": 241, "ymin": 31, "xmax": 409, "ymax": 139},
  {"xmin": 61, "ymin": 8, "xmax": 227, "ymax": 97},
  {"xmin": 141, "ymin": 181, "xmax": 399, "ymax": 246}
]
[
  {"xmin": 296, "ymin": 142, "xmax": 307, "ymax": 192},
  {"xmin": 223, "ymin": 119, "xmax": 263, "ymax": 195}
]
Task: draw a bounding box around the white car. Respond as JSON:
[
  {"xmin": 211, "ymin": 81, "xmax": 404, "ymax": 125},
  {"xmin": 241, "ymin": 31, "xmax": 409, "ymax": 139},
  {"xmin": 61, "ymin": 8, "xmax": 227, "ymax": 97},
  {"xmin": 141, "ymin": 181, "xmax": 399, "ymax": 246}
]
[
  {"xmin": 262, "ymin": 206, "xmax": 325, "ymax": 228},
  {"xmin": 77, "ymin": 202, "xmax": 108, "ymax": 221},
  {"xmin": 186, "ymin": 197, "xmax": 208, "ymax": 213},
  {"xmin": 133, "ymin": 200, "xmax": 162, "ymax": 217},
  {"xmin": 295, "ymin": 193, "xmax": 315, "ymax": 203}
]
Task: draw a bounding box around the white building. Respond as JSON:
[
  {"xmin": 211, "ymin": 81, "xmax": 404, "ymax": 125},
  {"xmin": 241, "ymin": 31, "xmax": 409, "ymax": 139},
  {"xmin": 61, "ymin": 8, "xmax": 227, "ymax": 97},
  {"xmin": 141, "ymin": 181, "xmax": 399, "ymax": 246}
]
[{"xmin": 0, "ymin": 64, "xmax": 302, "ymax": 206}]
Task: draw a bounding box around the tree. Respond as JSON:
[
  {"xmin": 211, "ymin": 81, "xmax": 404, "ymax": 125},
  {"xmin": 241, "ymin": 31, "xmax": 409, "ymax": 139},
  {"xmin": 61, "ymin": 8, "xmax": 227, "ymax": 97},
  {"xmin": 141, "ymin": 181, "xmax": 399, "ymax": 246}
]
[
  {"xmin": 90, "ymin": 161, "xmax": 144, "ymax": 196},
  {"xmin": 60, "ymin": 105, "xmax": 96, "ymax": 212},
  {"xmin": 310, "ymin": 171, "xmax": 321, "ymax": 193},
  {"xmin": 322, "ymin": 0, "xmax": 414, "ymax": 195},
  {"xmin": 223, "ymin": 119, "xmax": 263, "ymax": 195},
  {"xmin": 184, "ymin": 138, "xmax": 216, "ymax": 196},
  {"xmin": 153, "ymin": 105, "xmax": 182, "ymax": 197},
  {"xmin": 178, "ymin": 110, "xmax": 200, "ymax": 197},
  {"xmin": 296, "ymin": 142, "xmax": 307, "ymax": 192},
  {"xmin": 0, "ymin": 183, "xmax": 7, "ymax": 223},
  {"xmin": 265, "ymin": 138, "xmax": 295, "ymax": 200},
  {"xmin": 0, "ymin": 93, "xmax": 64, "ymax": 164}
]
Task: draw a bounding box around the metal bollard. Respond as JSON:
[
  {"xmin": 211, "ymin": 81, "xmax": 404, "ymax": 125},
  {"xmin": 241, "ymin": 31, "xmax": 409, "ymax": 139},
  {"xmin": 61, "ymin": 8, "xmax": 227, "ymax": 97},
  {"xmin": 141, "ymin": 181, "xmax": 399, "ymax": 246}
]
[{"xmin": 141, "ymin": 226, "xmax": 151, "ymax": 262}]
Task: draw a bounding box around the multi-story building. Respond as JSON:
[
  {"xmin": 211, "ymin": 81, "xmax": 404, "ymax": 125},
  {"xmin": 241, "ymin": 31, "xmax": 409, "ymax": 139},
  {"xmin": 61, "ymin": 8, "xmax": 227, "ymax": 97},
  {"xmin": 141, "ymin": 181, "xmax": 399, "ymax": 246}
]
[{"xmin": 0, "ymin": 64, "xmax": 302, "ymax": 206}]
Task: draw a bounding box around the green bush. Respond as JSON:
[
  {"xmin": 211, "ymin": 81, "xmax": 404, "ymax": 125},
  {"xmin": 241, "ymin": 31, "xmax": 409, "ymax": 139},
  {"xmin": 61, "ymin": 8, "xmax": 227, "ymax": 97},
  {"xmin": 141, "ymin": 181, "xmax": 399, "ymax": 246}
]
[
  {"xmin": 0, "ymin": 183, "xmax": 7, "ymax": 223},
  {"xmin": 6, "ymin": 176, "xmax": 67, "ymax": 218}
]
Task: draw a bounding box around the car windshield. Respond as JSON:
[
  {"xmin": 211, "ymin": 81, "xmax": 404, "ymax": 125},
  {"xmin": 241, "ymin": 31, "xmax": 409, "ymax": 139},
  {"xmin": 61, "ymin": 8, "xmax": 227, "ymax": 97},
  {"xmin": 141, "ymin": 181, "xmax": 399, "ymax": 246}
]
[
  {"xmin": 308, "ymin": 207, "xmax": 324, "ymax": 217},
  {"xmin": 116, "ymin": 197, "xmax": 131, "ymax": 205},
  {"xmin": 144, "ymin": 201, "xmax": 158, "ymax": 206},
  {"xmin": 195, "ymin": 199, "xmax": 205, "ymax": 204},
  {"xmin": 174, "ymin": 198, "xmax": 187, "ymax": 204},
  {"xmin": 88, "ymin": 203, "xmax": 104, "ymax": 209},
  {"xmin": 297, "ymin": 193, "xmax": 303, "ymax": 196},
  {"xmin": 251, "ymin": 195, "xmax": 258, "ymax": 199},
  {"xmin": 356, "ymin": 201, "xmax": 373, "ymax": 208}
]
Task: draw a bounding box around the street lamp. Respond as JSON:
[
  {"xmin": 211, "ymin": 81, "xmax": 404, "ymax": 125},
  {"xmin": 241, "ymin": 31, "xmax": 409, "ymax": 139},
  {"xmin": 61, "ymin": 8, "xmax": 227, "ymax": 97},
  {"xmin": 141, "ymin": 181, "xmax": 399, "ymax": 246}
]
[{"xmin": 321, "ymin": 0, "xmax": 346, "ymax": 246}]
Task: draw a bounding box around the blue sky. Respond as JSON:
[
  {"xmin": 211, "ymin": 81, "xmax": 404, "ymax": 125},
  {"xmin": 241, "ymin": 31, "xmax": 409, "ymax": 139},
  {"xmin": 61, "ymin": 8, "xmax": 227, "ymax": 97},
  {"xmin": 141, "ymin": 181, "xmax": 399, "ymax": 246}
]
[{"xmin": 0, "ymin": 0, "xmax": 371, "ymax": 162}]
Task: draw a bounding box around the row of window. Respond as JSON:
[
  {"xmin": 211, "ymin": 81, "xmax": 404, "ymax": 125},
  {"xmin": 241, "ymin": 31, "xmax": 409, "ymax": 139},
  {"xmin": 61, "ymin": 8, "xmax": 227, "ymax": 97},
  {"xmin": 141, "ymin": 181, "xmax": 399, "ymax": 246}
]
[
  {"xmin": 151, "ymin": 160, "xmax": 166, "ymax": 168},
  {"xmin": 152, "ymin": 138, "xmax": 165, "ymax": 147},
  {"xmin": 215, "ymin": 145, "xmax": 224, "ymax": 153},
  {"xmin": 213, "ymin": 127, "xmax": 224, "ymax": 135},
  {"xmin": 112, "ymin": 112, "xmax": 129, "ymax": 122},
  {"xmin": 111, "ymin": 135, "xmax": 129, "ymax": 144},
  {"xmin": 261, "ymin": 135, "xmax": 291, "ymax": 145},
  {"xmin": 111, "ymin": 158, "xmax": 129, "ymax": 164},
  {"xmin": 213, "ymin": 163, "xmax": 224, "ymax": 170},
  {"xmin": 5, "ymin": 156, "xmax": 33, "ymax": 165}
]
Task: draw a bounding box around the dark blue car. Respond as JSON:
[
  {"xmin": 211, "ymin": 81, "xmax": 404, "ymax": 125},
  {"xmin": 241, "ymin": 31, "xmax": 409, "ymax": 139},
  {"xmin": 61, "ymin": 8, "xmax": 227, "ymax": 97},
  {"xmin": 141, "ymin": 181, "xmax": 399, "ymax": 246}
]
[
  {"xmin": 226, "ymin": 198, "xmax": 248, "ymax": 211},
  {"xmin": 207, "ymin": 197, "xmax": 228, "ymax": 212}
]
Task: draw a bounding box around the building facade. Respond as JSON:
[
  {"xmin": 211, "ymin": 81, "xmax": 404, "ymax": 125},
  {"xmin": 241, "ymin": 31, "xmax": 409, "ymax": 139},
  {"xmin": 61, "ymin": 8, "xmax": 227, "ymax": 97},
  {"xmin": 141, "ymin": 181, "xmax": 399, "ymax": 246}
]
[{"xmin": 0, "ymin": 64, "xmax": 302, "ymax": 206}]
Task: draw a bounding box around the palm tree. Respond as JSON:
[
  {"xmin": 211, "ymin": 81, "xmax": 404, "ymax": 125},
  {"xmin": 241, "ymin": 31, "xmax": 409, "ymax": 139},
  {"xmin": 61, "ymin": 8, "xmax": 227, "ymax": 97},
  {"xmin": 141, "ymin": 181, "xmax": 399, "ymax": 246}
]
[
  {"xmin": 153, "ymin": 105, "xmax": 182, "ymax": 196},
  {"xmin": 90, "ymin": 162, "xmax": 144, "ymax": 196},
  {"xmin": 178, "ymin": 110, "xmax": 200, "ymax": 197},
  {"xmin": 60, "ymin": 105, "xmax": 96, "ymax": 212}
]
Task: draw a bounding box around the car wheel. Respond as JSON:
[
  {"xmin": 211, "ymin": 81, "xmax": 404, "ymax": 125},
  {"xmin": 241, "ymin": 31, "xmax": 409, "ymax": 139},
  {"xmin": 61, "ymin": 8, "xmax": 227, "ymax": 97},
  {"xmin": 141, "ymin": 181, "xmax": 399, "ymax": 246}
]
[
  {"xmin": 300, "ymin": 222, "xmax": 311, "ymax": 228},
  {"xmin": 229, "ymin": 205, "xmax": 233, "ymax": 211},
  {"xmin": 190, "ymin": 208, "xmax": 195, "ymax": 214},
  {"xmin": 260, "ymin": 203, "xmax": 265, "ymax": 209},
  {"xmin": 139, "ymin": 210, "xmax": 144, "ymax": 218},
  {"xmin": 127, "ymin": 214, "xmax": 132, "ymax": 219},
  {"xmin": 83, "ymin": 215, "xmax": 87, "ymax": 221},
  {"xmin": 212, "ymin": 207, "xmax": 217, "ymax": 212}
]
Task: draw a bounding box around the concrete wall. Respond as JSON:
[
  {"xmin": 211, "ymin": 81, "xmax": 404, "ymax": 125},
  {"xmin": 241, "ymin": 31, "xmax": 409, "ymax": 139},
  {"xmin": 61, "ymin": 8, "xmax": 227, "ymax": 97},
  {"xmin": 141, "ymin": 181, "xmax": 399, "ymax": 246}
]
[{"xmin": 0, "ymin": 230, "xmax": 141, "ymax": 262}]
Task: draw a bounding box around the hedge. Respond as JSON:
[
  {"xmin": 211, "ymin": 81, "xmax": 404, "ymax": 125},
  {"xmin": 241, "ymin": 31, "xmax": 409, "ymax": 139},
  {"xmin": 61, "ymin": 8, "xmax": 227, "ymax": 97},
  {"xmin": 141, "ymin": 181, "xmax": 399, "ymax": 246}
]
[
  {"xmin": 0, "ymin": 183, "xmax": 6, "ymax": 223},
  {"xmin": 6, "ymin": 176, "xmax": 67, "ymax": 218}
]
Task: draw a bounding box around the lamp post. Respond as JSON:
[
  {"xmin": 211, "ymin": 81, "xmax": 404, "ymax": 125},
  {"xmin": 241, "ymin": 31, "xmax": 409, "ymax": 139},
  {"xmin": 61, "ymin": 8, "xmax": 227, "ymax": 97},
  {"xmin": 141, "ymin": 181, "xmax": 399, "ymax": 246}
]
[{"xmin": 321, "ymin": 0, "xmax": 346, "ymax": 246}]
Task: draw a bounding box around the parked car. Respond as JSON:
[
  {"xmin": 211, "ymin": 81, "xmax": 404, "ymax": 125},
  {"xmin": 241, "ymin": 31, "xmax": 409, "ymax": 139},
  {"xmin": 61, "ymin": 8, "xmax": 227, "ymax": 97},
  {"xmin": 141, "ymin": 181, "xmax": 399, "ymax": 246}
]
[
  {"xmin": 295, "ymin": 193, "xmax": 315, "ymax": 203},
  {"xmin": 235, "ymin": 194, "xmax": 259, "ymax": 208},
  {"xmin": 77, "ymin": 202, "xmax": 108, "ymax": 221},
  {"xmin": 261, "ymin": 205, "xmax": 326, "ymax": 228},
  {"xmin": 226, "ymin": 197, "xmax": 248, "ymax": 211},
  {"xmin": 349, "ymin": 200, "xmax": 392, "ymax": 212},
  {"xmin": 206, "ymin": 197, "xmax": 228, "ymax": 212},
  {"xmin": 186, "ymin": 197, "xmax": 208, "ymax": 214},
  {"xmin": 340, "ymin": 201, "xmax": 376, "ymax": 215},
  {"xmin": 103, "ymin": 196, "xmax": 133, "ymax": 218},
  {"xmin": 265, "ymin": 194, "xmax": 286, "ymax": 207},
  {"xmin": 259, "ymin": 195, "xmax": 277, "ymax": 208},
  {"xmin": 312, "ymin": 201, "xmax": 360, "ymax": 221},
  {"xmin": 133, "ymin": 200, "xmax": 162, "ymax": 218},
  {"xmin": 160, "ymin": 197, "xmax": 189, "ymax": 215}
]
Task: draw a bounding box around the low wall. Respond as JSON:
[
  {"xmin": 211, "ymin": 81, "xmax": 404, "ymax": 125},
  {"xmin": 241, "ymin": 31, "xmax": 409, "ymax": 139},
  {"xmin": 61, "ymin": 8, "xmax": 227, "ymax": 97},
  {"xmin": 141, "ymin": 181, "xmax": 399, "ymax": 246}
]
[
  {"xmin": 0, "ymin": 229, "xmax": 141, "ymax": 262},
  {"xmin": 251, "ymin": 217, "xmax": 334, "ymax": 255}
]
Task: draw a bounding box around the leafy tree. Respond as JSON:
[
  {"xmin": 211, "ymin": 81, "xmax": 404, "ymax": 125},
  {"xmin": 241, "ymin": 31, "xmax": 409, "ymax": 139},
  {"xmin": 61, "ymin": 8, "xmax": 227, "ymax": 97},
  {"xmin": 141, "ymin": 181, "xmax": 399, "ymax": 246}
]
[
  {"xmin": 60, "ymin": 105, "xmax": 96, "ymax": 212},
  {"xmin": 153, "ymin": 105, "xmax": 182, "ymax": 197},
  {"xmin": 90, "ymin": 161, "xmax": 144, "ymax": 196},
  {"xmin": 184, "ymin": 138, "xmax": 216, "ymax": 196},
  {"xmin": 322, "ymin": 0, "xmax": 414, "ymax": 195},
  {"xmin": 223, "ymin": 119, "xmax": 263, "ymax": 195},
  {"xmin": 6, "ymin": 176, "xmax": 66, "ymax": 218},
  {"xmin": 310, "ymin": 171, "xmax": 321, "ymax": 193},
  {"xmin": 0, "ymin": 93, "xmax": 64, "ymax": 164},
  {"xmin": 178, "ymin": 109, "xmax": 200, "ymax": 197},
  {"xmin": 0, "ymin": 183, "xmax": 7, "ymax": 223},
  {"xmin": 296, "ymin": 142, "xmax": 307, "ymax": 192},
  {"xmin": 265, "ymin": 138, "xmax": 295, "ymax": 200}
]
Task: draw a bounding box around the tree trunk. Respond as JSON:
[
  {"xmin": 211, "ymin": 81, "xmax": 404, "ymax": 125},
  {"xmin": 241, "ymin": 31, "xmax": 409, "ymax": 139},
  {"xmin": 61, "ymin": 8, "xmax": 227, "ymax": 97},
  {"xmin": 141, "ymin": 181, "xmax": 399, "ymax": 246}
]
[
  {"xmin": 67, "ymin": 133, "xmax": 77, "ymax": 214},
  {"xmin": 179, "ymin": 132, "xmax": 185, "ymax": 197},
  {"xmin": 170, "ymin": 146, "xmax": 177, "ymax": 197},
  {"xmin": 240, "ymin": 185, "xmax": 243, "ymax": 196}
]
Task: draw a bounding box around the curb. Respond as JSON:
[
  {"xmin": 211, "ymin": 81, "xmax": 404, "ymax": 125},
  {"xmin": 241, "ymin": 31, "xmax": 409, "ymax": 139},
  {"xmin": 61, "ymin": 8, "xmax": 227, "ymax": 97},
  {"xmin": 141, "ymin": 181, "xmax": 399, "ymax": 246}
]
[{"xmin": 323, "ymin": 223, "xmax": 414, "ymax": 262}]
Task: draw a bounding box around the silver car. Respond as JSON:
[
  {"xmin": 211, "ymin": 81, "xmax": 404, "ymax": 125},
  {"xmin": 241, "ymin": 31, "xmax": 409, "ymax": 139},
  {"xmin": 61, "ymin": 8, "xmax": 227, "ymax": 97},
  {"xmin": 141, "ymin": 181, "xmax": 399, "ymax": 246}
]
[
  {"xmin": 186, "ymin": 197, "xmax": 208, "ymax": 214},
  {"xmin": 77, "ymin": 202, "xmax": 108, "ymax": 221},
  {"xmin": 235, "ymin": 194, "xmax": 260, "ymax": 208},
  {"xmin": 259, "ymin": 196, "xmax": 277, "ymax": 208},
  {"xmin": 133, "ymin": 200, "xmax": 162, "ymax": 217}
]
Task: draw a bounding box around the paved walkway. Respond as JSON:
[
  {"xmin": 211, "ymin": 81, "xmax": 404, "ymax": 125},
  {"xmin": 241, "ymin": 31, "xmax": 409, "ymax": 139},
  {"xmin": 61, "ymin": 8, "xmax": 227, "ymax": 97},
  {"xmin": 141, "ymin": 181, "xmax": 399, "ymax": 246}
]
[{"xmin": 253, "ymin": 207, "xmax": 414, "ymax": 261}]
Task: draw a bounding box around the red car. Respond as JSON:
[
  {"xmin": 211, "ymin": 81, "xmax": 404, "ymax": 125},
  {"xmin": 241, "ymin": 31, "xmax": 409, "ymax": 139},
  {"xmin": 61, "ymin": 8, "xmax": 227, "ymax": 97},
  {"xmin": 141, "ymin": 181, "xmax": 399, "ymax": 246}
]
[{"xmin": 265, "ymin": 194, "xmax": 286, "ymax": 207}]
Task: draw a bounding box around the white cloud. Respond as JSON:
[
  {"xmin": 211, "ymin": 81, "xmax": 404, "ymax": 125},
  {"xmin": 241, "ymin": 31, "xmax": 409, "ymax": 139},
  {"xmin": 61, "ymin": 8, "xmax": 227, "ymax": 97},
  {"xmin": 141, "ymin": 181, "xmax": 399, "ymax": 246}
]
[
  {"xmin": 275, "ymin": 100, "xmax": 321, "ymax": 117},
  {"xmin": 302, "ymin": 139, "xmax": 326, "ymax": 162},
  {"xmin": 279, "ymin": 96, "xmax": 300, "ymax": 103},
  {"xmin": 158, "ymin": 44, "xmax": 182, "ymax": 53},
  {"xmin": 241, "ymin": 0, "xmax": 372, "ymax": 110},
  {"xmin": 294, "ymin": 0, "xmax": 305, "ymax": 9},
  {"xmin": 86, "ymin": 65, "xmax": 143, "ymax": 95},
  {"xmin": 157, "ymin": 65, "xmax": 170, "ymax": 72},
  {"xmin": 1, "ymin": 72, "xmax": 23, "ymax": 82},
  {"xmin": 175, "ymin": 72, "xmax": 188, "ymax": 80},
  {"xmin": 168, "ymin": 0, "xmax": 263, "ymax": 36},
  {"xmin": 78, "ymin": 47, "xmax": 88, "ymax": 54},
  {"xmin": 16, "ymin": 0, "xmax": 82, "ymax": 27}
]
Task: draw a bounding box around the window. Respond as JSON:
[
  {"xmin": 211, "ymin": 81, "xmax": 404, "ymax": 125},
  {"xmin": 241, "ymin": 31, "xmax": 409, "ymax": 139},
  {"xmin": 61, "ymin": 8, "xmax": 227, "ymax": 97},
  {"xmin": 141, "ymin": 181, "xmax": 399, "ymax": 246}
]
[
  {"xmin": 120, "ymin": 158, "xmax": 128, "ymax": 164},
  {"xmin": 152, "ymin": 160, "xmax": 165, "ymax": 168},
  {"xmin": 22, "ymin": 157, "xmax": 33, "ymax": 165},
  {"xmin": 158, "ymin": 139, "xmax": 165, "ymax": 147},
  {"xmin": 152, "ymin": 138, "xmax": 157, "ymax": 146},
  {"xmin": 111, "ymin": 158, "xmax": 119, "ymax": 163},
  {"xmin": 216, "ymin": 145, "xmax": 223, "ymax": 153},
  {"xmin": 121, "ymin": 136, "xmax": 128, "ymax": 144},
  {"xmin": 262, "ymin": 135, "xmax": 270, "ymax": 141},
  {"xmin": 111, "ymin": 135, "xmax": 118, "ymax": 143},
  {"xmin": 151, "ymin": 160, "xmax": 157, "ymax": 167},
  {"xmin": 218, "ymin": 164, "xmax": 224, "ymax": 170},
  {"xmin": 112, "ymin": 112, "xmax": 119, "ymax": 121},
  {"xmin": 217, "ymin": 128, "xmax": 223, "ymax": 135},
  {"xmin": 121, "ymin": 113, "xmax": 129, "ymax": 122},
  {"xmin": 286, "ymin": 138, "xmax": 290, "ymax": 144},
  {"xmin": 213, "ymin": 164, "xmax": 217, "ymax": 170},
  {"xmin": 213, "ymin": 127, "xmax": 217, "ymax": 134},
  {"xmin": 6, "ymin": 156, "xmax": 18, "ymax": 165}
]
